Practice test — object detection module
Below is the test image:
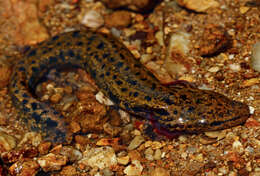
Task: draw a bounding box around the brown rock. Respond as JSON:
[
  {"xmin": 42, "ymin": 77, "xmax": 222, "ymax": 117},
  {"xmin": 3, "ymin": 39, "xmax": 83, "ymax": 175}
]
[
  {"xmin": 38, "ymin": 142, "xmax": 52, "ymax": 155},
  {"xmin": 105, "ymin": 11, "xmax": 132, "ymax": 28},
  {"xmin": 177, "ymin": 0, "xmax": 219, "ymax": 12},
  {"xmin": 60, "ymin": 165, "xmax": 77, "ymax": 176},
  {"xmin": 9, "ymin": 160, "xmax": 40, "ymax": 176},
  {"xmin": 37, "ymin": 153, "xmax": 67, "ymax": 172},
  {"xmin": 198, "ymin": 24, "xmax": 231, "ymax": 56},
  {"xmin": 102, "ymin": 0, "xmax": 162, "ymax": 13}
]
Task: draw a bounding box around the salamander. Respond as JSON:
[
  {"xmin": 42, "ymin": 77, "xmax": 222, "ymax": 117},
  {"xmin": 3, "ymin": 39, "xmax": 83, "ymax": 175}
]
[{"xmin": 9, "ymin": 31, "xmax": 250, "ymax": 143}]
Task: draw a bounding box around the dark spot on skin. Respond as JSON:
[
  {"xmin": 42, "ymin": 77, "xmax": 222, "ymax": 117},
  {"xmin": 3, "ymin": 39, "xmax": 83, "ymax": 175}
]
[
  {"xmin": 77, "ymin": 41, "xmax": 83, "ymax": 46},
  {"xmin": 133, "ymin": 92, "xmax": 139, "ymax": 97},
  {"xmin": 59, "ymin": 51, "xmax": 65, "ymax": 61},
  {"xmin": 128, "ymin": 80, "xmax": 137, "ymax": 85},
  {"xmin": 145, "ymin": 96, "xmax": 151, "ymax": 101},
  {"xmin": 32, "ymin": 112, "xmax": 41, "ymax": 123},
  {"xmin": 72, "ymin": 31, "xmax": 80, "ymax": 37},
  {"xmin": 113, "ymin": 75, "xmax": 117, "ymax": 79},
  {"xmin": 124, "ymin": 102, "xmax": 131, "ymax": 111},
  {"xmin": 68, "ymin": 49, "xmax": 75, "ymax": 57},
  {"xmin": 31, "ymin": 60, "xmax": 36, "ymax": 64},
  {"xmin": 101, "ymin": 64, "xmax": 105, "ymax": 69},
  {"xmin": 23, "ymin": 107, "xmax": 30, "ymax": 113},
  {"xmin": 180, "ymin": 94, "xmax": 187, "ymax": 101},
  {"xmin": 86, "ymin": 47, "xmax": 91, "ymax": 51},
  {"xmin": 14, "ymin": 90, "xmax": 19, "ymax": 94},
  {"xmin": 154, "ymin": 108, "xmax": 170, "ymax": 116},
  {"xmin": 90, "ymin": 70, "xmax": 96, "ymax": 78},
  {"xmin": 28, "ymin": 49, "xmax": 36, "ymax": 57},
  {"xmin": 173, "ymin": 110, "xmax": 178, "ymax": 115},
  {"xmin": 46, "ymin": 118, "xmax": 58, "ymax": 128},
  {"xmin": 164, "ymin": 98, "xmax": 174, "ymax": 105},
  {"xmin": 57, "ymin": 42, "xmax": 62, "ymax": 46},
  {"xmin": 94, "ymin": 55, "xmax": 101, "ymax": 62},
  {"xmin": 210, "ymin": 121, "xmax": 222, "ymax": 127},
  {"xmin": 196, "ymin": 98, "xmax": 202, "ymax": 104},
  {"xmin": 151, "ymin": 83, "xmax": 156, "ymax": 90},
  {"xmin": 97, "ymin": 42, "xmax": 104, "ymax": 49},
  {"xmin": 76, "ymin": 54, "xmax": 81, "ymax": 60},
  {"xmin": 116, "ymin": 80, "xmax": 123, "ymax": 85},
  {"xmin": 31, "ymin": 102, "xmax": 38, "ymax": 110},
  {"xmin": 119, "ymin": 53, "xmax": 125, "ymax": 59},
  {"xmin": 19, "ymin": 67, "xmax": 26, "ymax": 72},
  {"xmin": 187, "ymin": 106, "xmax": 195, "ymax": 113},
  {"xmin": 32, "ymin": 67, "xmax": 39, "ymax": 73},
  {"xmin": 22, "ymin": 93, "xmax": 29, "ymax": 98},
  {"xmin": 121, "ymin": 88, "xmax": 127, "ymax": 92},
  {"xmin": 124, "ymin": 66, "xmax": 130, "ymax": 71},
  {"xmin": 103, "ymin": 53, "xmax": 110, "ymax": 58},
  {"xmin": 106, "ymin": 71, "xmax": 110, "ymax": 76},
  {"xmin": 116, "ymin": 62, "xmax": 124, "ymax": 69},
  {"xmin": 141, "ymin": 78, "xmax": 147, "ymax": 81},
  {"xmin": 52, "ymin": 35, "xmax": 59, "ymax": 41},
  {"xmin": 135, "ymin": 72, "xmax": 140, "ymax": 76},
  {"xmin": 100, "ymin": 73, "xmax": 104, "ymax": 78},
  {"xmin": 22, "ymin": 99, "xmax": 28, "ymax": 104},
  {"xmin": 109, "ymin": 57, "xmax": 115, "ymax": 62}
]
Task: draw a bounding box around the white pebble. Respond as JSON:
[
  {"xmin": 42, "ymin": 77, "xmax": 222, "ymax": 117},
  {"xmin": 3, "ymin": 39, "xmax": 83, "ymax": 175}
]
[{"xmin": 81, "ymin": 10, "xmax": 104, "ymax": 28}]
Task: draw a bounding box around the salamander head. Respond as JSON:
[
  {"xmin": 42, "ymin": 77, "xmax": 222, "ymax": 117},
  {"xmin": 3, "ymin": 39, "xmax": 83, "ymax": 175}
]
[{"xmin": 156, "ymin": 89, "xmax": 250, "ymax": 133}]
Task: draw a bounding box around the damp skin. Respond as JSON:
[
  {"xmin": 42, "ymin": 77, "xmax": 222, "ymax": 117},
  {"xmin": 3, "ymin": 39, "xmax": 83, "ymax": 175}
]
[{"xmin": 9, "ymin": 31, "xmax": 250, "ymax": 143}]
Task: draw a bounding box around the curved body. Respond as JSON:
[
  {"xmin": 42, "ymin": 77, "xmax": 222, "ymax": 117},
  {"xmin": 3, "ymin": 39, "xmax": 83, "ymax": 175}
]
[{"xmin": 9, "ymin": 31, "xmax": 250, "ymax": 143}]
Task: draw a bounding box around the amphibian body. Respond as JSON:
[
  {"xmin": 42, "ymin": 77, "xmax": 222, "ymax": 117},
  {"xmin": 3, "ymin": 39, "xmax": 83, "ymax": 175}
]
[{"xmin": 9, "ymin": 31, "xmax": 250, "ymax": 143}]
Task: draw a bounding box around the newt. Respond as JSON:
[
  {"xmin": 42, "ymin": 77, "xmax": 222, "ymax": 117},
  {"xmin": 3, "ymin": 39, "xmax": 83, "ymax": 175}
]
[{"xmin": 9, "ymin": 31, "xmax": 250, "ymax": 143}]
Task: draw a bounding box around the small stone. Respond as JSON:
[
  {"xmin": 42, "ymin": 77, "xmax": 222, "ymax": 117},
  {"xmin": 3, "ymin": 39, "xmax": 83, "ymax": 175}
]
[
  {"xmin": 204, "ymin": 130, "xmax": 227, "ymax": 141},
  {"xmin": 240, "ymin": 6, "xmax": 250, "ymax": 14},
  {"xmin": 60, "ymin": 165, "xmax": 77, "ymax": 176},
  {"xmin": 251, "ymin": 41, "xmax": 260, "ymax": 72},
  {"xmin": 79, "ymin": 146, "xmax": 117, "ymax": 169},
  {"xmin": 117, "ymin": 155, "xmax": 130, "ymax": 165},
  {"xmin": 154, "ymin": 149, "xmax": 162, "ymax": 160},
  {"xmin": 123, "ymin": 160, "xmax": 143, "ymax": 176},
  {"xmin": 50, "ymin": 93, "xmax": 62, "ymax": 103},
  {"xmin": 128, "ymin": 135, "xmax": 145, "ymax": 150},
  {"xmin": 208, "ymin": 66, "xmax": 220, "ymax": 73},
  {"xmin": 229, "ymin": 63, "xmax": 241, "ymax": 72},
  {"xmin": 38, "ymin": 141, "xmax": 52, "ymax": 155},
  {"xmin": 0, "ymin": 131, "xmax": 16, "ymax": 152},
  {"xmin": 37, "ymin": 153, "xmax": 67, "ymax": 172},
  {"xmin": 150, "ymin": 167, "xmax": 170, "ymax": 176},
  {"xmin": 144, "ymin": 147, "xmax": 154, "ymax": 161},
  {"xmin": 241, "ymin": 78, "xmax": 260, "ymax": 87},
  {"xmin": 60, "ymin": 146, "xmax": 82, "ymax": 162},
  {"xmin": 177, "ymin": 0, "xmax": 219, "ymax": 12},
  {"xmin": 105, "ymin": 11, "xmax": 132, "ymax": 28},
  {"xmin": 95, "ymin": 91, "xmax": 114, "ymax": 106},
  {"xmin": 9, "ymin": 160, "xmax": 40, "ymax": 176},
  {"xmin": 0, "ymin": 66, "xmax": 11, "ymax": 88},
  {"xmin": 69, "ymin": 121, "xmax": 81, "ymax": 133},
  {"xmin": 232, "ymin": 140, "xmax": 244, "ymax": 153},
  {"xmin": 80, "ymin": 10, "xmax": 104, "ymax": 28}
]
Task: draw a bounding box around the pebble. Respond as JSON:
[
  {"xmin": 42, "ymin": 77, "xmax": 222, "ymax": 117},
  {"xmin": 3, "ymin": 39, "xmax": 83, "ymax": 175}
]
[
  {"xmin": 251, "ymin": 41, "xmax": 260, "ymax": 72},
  {"xmin": 105, "ymin": 11, "xmax": 132, "ymax": 28},
  {"xmin": 144, "ymin": 147, "xmax": 154, "ymax": 161},
  {"xmin": 80, "ymin": 10, "xmax": 104, "ymax": 28},
  {"xmin": 232, "ymin": 140, "xmax": 244, "ymax": 154},
  {"xmin": 79, "ymin": 146, "xmax": 117, "ymax": 169},
  {"xmin": 177, "ymin": 0, "xmax": 219, "ymax": 12},
  {"xmin": 9, "ymin": 160, "xmax": 40, "ymax": 176},
  {"xmin": 128, "ymin": 135, "xmax": 145, "ymax": 150},
  {"xmin": 37, "ymin": 153, "xmax": 68, "ymax": 172},
  {"xmin": 0, "ymin": 131, "xmax": 16, "ymax": 152},
  {"xmin": 154, "ymin": 149, "xmax": 162, "ymax": 160},
  {"xmin": 150, "ymin": 167, "xmax": 170, "ymax": 176},
  {"xmin": 59, "ymin": 146, "xmax": 82, "ymax": 162},
  {"xmin": 229, "ymin": 63, "xmax": 241, "ymax": 72},
  {"xmin": 38, "ymin": 141, "xmax": 52, "ymax": 155},
  {"xmin": 60, "ymin": 165, "xmax": 77, "ymax": 176},
  {"xmin": 123, "ymin": 160, "xmax": 143, "ymax": 176},
  {"xmin": 117, "ymin": 155, "xmax": 130, "ymax": 165}
]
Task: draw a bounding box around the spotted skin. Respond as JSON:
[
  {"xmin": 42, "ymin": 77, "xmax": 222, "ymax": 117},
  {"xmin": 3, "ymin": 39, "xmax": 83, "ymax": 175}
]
[{"xmin": 9, "ymin": 31, "xmax": 250, "ymax": 143}]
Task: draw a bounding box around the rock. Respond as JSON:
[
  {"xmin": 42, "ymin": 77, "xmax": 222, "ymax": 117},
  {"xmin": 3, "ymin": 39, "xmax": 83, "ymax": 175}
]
[
  {"xmin": 9, "ymin": 160, "xmax": 40, "ymax": 176},
  {"xmin": 0, "ymin": 131, "xmax": 16, "ymax": 152},
  {"xmin": 79, "ymin": 146, "xmax": 117, "ymax": 169},
  {"xmin": 59, "ymin": 146, "xmax": 82, "ymax": 162},
  {"xmin": 38, "ymin": 141, "xmax": 52, "ymax": 155},
  {"xmin": 117, "ymin": 155, "xmax": 130, "ymax": 165},
  {"xmin": 80, "ymin": 10, "xmax": 104, "ymax": 28},
  {"xmin": 128, "ymin": 135, "xmax": 145, "ymax": 150},
  {"xmin": 177, "ymin": 0, "xmax": 219, "ymax": 12},
  {"xmin": 123, "ymin": 160, "xmax": 143, "ymax": 176},
  {"xmin": 60, "ymin": 165, "xmax": 77, "ymax": 176},
  {"xmin": 251, "ymin": 41, "xmax": 260, "ymax": 72},
  {"xmin": 105, "ymin": 11, "xmax": 132, "ymax": 28},
  {"xmin": 102, "ymin": 0, "xmax": 162, "ymax": 13},
  {"xmin": 37, "ymin": 153, "xmax": 67, "ymax": 172},
  {"xmin": 198, "ymin": 24, "xmax": 231, "ymax": 56}
]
